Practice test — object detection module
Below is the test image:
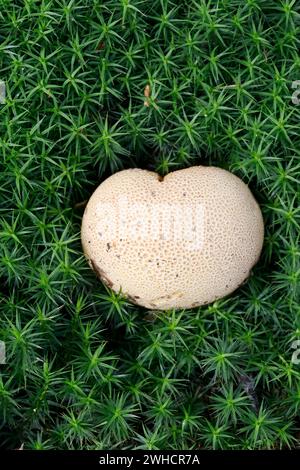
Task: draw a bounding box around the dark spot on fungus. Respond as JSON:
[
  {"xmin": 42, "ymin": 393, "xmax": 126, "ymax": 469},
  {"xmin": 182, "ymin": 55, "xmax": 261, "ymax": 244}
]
[
  {"xmin": 126, "ymin": 294, "xmax": 142, "ymax": 306},
  {"xmin": 157, "ymin": 174, "xmax": 164, "ymax": 182},
  {"xmin": 106, "ymin": 243, "xmax": 111, "ymax": 251},
  {"xmin": 116, "ymin": 254, "xmax": 120, "ymax": 258},
  {"xmin": 176, "ymin": 274, "xmax": 179, "ymax": 278},
  {"xmin": 183, "ymin": 192, "xmax": 186, "ymax": 196}
]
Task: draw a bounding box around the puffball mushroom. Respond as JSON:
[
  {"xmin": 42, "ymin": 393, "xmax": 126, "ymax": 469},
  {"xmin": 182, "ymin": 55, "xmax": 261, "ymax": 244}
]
[{"xmin": 81, "ymin": 166, "xmax": 264, "ymax": 310}]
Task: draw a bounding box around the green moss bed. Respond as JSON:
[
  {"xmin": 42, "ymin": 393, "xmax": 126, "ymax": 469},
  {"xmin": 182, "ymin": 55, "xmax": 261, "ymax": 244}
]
[{"xmin": 0, "ymin": 0, "xmax": 300, "ymax": 450}]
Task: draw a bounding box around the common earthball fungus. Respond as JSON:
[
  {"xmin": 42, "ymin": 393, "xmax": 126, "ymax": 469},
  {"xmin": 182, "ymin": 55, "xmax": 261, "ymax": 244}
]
[{"xmin": 81, "ymin": 166, "xmax": 264, "ymax": 310}]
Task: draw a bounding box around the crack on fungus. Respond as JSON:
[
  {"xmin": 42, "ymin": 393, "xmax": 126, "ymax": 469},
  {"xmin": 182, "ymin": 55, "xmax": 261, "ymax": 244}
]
[{"xmin": 90, "ymin": 259, "xmax": 113, "ymax": 288}]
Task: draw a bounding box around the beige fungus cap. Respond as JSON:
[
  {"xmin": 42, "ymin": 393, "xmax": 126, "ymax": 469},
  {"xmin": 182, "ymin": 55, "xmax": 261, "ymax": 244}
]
[{"xmin": 81, "ymin": 166, "xmax": 264, "ymax": 310}]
